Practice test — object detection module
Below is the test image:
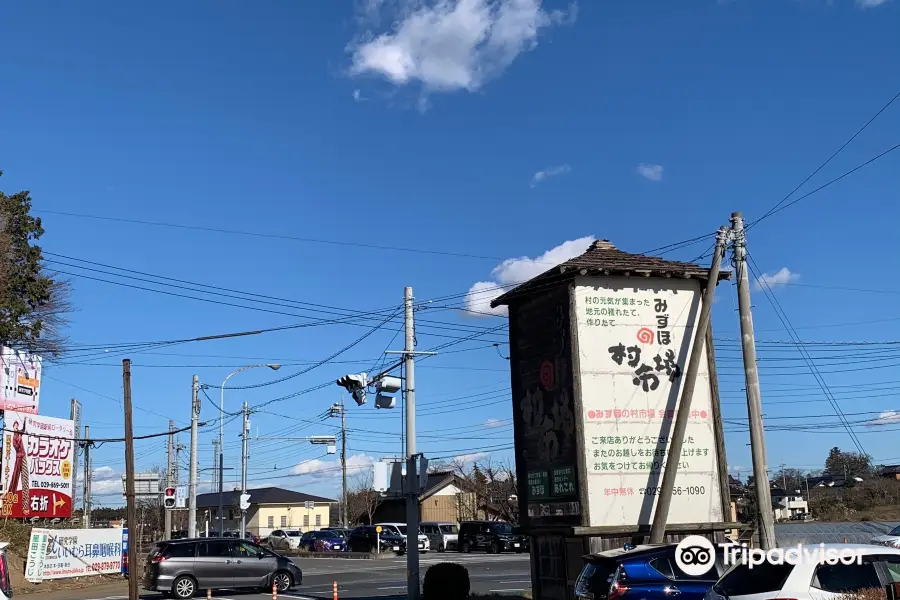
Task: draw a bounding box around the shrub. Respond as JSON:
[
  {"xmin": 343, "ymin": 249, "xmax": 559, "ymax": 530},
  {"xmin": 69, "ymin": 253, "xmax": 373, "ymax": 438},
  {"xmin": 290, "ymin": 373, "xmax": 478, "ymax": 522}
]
[
  {"xmin": 423, "ymin": 562, "xmax": 470, "ymax": 600},
  {"xmin": 836, "ymin": 588, "xmax": 887, "ymax": 600}
]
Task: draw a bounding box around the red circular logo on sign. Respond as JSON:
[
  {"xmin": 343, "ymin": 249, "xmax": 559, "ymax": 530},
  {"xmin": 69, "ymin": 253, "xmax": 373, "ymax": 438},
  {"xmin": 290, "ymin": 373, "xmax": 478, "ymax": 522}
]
[{"xmin": 539, "ymin": 360, "xmax": 555, "ymax": 389}]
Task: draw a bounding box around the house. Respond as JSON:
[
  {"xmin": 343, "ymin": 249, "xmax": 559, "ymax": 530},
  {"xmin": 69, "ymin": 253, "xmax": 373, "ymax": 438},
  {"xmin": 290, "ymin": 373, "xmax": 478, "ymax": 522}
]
[
  {"xmin": 369, "ymin": 471, "xmax": 478, "ymax": 524},
  {"xmin": 878, "ymin": 465, "xmax": 900, "ymax": 480},
  {"xmin": 770, "ymin": 487, "xmax": 808, "ymax": 521},
  {"xmin": 196, "ymin": 487, "xmax": 337, "ymax": 537}
]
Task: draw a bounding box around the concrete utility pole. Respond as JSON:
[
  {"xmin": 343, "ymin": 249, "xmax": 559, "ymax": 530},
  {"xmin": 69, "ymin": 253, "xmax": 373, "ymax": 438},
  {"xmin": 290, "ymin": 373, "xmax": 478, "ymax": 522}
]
[
  {"xmin": 240, "ymin": 402, "xmax": 249, "ymax": 539},
  {"xmin": 731, "ymin": 211, "xmax": 777, "ymax": 550},
  {"xmin": 83, "ymin": 425, "xmax": 92, "ymax": 529},
  {"xmin": 122, "ymin": 359, "xmax": 139, "ymax": 600},
  {"xmin": 649, "ymin": 226, "xmax": 728, "ymax": 544},
  {"xmin": 188, "ymin": 374, "xmax": 200, "ymax": 538},
  {"xmin": 165, "ymin": 420, "xmax": 175, "ymax": 538},
  {"xmin": 330, "ymin": 399, "xmax": 349, "ymax": 527},
  {"xmin": 403, "ymin": 286, "xmax": 421, "ymax": 600}
]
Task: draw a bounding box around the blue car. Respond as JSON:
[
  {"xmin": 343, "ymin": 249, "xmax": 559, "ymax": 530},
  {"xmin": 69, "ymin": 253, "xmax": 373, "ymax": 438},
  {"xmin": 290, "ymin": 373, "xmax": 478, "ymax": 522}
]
[
  {"xmin": 575, "ymin": 544, "xmax": 726, "ymax": 600},
  {"xmin": 299, "ymin": 530, "xmax": 347, "ymax": 553}
]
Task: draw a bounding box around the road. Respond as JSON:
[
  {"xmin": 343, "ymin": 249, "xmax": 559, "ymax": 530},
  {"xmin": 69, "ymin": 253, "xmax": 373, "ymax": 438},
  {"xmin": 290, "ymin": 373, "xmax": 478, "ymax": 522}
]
[{"xmin": 23, "ymin": 553, "xmax": 531, "ymax": 600}]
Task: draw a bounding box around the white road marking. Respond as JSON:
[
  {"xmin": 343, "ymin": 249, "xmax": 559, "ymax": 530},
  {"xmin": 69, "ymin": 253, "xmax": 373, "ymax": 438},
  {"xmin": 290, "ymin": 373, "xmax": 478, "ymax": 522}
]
[
  {"xmin": 488, "ymin": 589, "xmax": 526, "ymax": 593},
  {"xmin": 377, "ymin": 586, "xmax": 407, "ymax": 590},
  {"xmin": 279, "ymin": 594, "xmax": 318, "ymax": 600}
]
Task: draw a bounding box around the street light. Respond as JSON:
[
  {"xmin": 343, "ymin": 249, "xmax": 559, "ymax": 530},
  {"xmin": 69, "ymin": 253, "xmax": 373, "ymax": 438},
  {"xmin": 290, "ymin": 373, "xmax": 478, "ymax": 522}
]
[{"xmin": 218, "ymin": 364, "xmax": 280, "ymax": 536}]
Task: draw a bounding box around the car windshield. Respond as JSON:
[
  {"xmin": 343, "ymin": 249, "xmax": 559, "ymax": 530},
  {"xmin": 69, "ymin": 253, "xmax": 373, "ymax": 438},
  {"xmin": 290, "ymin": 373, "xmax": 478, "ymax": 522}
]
[
  {"xmin": 714, "ymin": 562, "xmax": 794, "ymax": 596},
  {"xmin": 490, "ymin": 523, "xmax": 514, "ymax": 534},
  {"xmin": 286, "ymin": 531, "xmax": 301, "ymax": 537},
  {"xmin": 396, "ymin": 526, "xmax": 407, "ymax": 535},
  {"xmin": 440, "ymin": 525, "xmax": 459, "ymax": 534},
  {"xmin": 890, "ymin": 526, "xmax": 900, "ymax": 536}
]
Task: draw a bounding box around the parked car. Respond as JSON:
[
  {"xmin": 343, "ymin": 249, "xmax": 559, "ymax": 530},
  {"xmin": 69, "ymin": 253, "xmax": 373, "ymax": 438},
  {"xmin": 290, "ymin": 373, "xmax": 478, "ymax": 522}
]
[
  {"xmin": 266, "ymin": 530, "xmax": 302, "ymax": 550},
  {"xmin": 0, "ymin": 542, "xmax": 13, "ymax": 600},
  {"xmin": 871, "ymin": 525, "xmax": 900, "ymax": 548},
  {"xmin": 298, "ymin": 530, "xmax": 347, "ymax": 552},
  {"xmin": 576, "ymin": 543, "xmax": 727, "ymax": 600},
  {"xmin": 376, "ymin": 522, "xmax": 430, "ymax": 552},
  {"xmin": 142, "ymin": 538, "xmax": 302, "ymax": 600},
  {"xmin": 421, "ymin": 522, "xmax": 459, "ymax": 552},
  {"xmin": 458, "ymin": 521, "xmax": 528, "ymax": 553},
  {"xmin": 705, "ymin": 543, "xmax": 900, "ymax": 600},
  {"xmin": 347, "ymin": 526, "xmax": 406, "ymax": 555},
  {"xmin": 322, "ymin": 527, "xmax": 353, "ymax": 540}
]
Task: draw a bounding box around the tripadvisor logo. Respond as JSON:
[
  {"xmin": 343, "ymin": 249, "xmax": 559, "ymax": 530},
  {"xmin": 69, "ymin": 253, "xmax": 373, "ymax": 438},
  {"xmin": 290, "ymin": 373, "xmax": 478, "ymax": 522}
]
[{"xmin": 674, "ymin": 536, "xmax": 864, "ymax": 574}]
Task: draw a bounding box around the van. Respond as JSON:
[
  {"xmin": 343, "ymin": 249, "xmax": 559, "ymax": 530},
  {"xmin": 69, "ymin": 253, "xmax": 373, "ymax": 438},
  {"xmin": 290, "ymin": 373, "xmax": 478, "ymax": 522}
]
[{"xmin": 421, "ymin": 522, "xmax": 458, "ymax": 553}]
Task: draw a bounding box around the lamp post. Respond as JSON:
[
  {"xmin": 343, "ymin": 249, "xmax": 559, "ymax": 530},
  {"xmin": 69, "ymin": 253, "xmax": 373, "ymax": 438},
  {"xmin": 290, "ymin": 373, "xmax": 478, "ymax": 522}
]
[{"xmin": 218, "ymin": 364, "xmax": 280, "ymax": 536}]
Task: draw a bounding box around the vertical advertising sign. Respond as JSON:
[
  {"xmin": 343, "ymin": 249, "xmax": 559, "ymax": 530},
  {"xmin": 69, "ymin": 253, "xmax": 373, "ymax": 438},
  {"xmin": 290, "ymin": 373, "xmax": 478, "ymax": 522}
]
[
  {"xmin": 573, "ymin": 277, "xmax": 724, "ymax": 527},
  {"xmin": 1, "ymin": 414, "xmax": 76, "ymax": 518},
  {"xmin": 70, "ymin": 399, "xmax": 83, "ymax": 508},
  {"xmin": 0, "ymin": 347, "xmax": 42, "ymax": 414}
]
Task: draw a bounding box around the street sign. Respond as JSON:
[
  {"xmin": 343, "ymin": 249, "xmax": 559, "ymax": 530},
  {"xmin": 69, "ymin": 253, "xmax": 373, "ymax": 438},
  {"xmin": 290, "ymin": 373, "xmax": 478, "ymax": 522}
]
[
  {"xmin": 375, "ymin": 525, "xmax": 382, "ymax": 533},
  {"xmin": 239, "ymin": 494, "xmax": 251, "ymax": 510},
  {"xmin": 304, "ymin": 500, "xmax": 315, "ymax": 509},
  {"xmin": 175, "ymin": 486, "xmax": 187, "ymax": 508}
]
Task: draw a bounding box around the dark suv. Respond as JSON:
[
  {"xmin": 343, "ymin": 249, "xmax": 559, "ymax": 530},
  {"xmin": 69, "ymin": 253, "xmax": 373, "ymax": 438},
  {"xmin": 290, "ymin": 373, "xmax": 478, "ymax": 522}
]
[
  {"xmin": 348, "ymin": 526, "xmax": 407, "ymax": 555},
  {"xmin": 575, "ymin": 544, "xmax": 725, "ymax": 600},
  {"xmin": 458, "ymin": 521, "xmax": 528, "ymax": 553},
  {"xmin": 142, "ymin": 538, "xmax": 302, "ymax": 599}
]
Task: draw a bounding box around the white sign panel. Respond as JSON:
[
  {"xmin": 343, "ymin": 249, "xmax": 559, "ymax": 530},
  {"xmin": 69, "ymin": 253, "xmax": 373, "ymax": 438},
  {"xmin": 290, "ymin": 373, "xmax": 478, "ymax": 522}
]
[
  {"xmin": 0, "ymin": 347, "xmax": 42, "ymax": 414},
  {"xmin": 25, "ymin": 528, "xmax": 50, "ymax": 583},
  {"xmin": 176, "ymin": 485, "xmax": 187, "ymax": 508},
  {"xmin": 28, "ymin": 528, "xmax": 124, "ymax": 580},
  {"xmin": 573, "ymin": 277, "xmax": 723, "ymax": 527}
]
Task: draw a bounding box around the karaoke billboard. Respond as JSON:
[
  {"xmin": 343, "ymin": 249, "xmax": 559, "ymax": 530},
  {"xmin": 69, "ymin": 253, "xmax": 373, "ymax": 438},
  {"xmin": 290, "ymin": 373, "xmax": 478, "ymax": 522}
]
[{"xmin": 1, "ymin": 414, "xmax": 75, "ymax": 518}]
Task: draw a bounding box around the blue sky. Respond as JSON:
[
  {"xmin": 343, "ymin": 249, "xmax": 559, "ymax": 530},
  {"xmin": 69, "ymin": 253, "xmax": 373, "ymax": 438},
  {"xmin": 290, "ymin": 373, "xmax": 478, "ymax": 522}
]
[{"xmin": 2, "ymin": 0, "xmax": 899, "ymax": 505}]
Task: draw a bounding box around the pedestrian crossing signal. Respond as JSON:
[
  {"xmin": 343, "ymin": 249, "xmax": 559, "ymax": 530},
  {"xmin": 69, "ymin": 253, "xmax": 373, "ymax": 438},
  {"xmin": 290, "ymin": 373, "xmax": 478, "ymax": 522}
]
[{"xmin": 164, "ymin": 487, "xmax": 176, "ymax": 509}]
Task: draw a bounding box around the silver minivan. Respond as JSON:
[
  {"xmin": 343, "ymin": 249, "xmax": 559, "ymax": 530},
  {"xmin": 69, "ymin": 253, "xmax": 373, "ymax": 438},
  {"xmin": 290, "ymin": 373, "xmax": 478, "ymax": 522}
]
[{"xmin": 421, "ymin": 522, "xmax": 458, "ymax": 552}]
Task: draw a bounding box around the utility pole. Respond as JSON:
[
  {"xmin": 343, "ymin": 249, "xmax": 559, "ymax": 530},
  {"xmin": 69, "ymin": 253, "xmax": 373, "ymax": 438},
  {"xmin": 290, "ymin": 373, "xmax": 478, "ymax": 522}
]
[
  {"xmin": 403, "ymin": 286, "xmax": 420, "ymax": 600},
  {"xmin": 780, "ymin": 463, "xmax": 787, "ymax": 490},
  {"xmin": 240, "ymin": 402, "xmax": 249, "ymax": 539},
  {"xmin": 122, "ymin": 359, "xmax": 139, "ymax": 600},
  {"xmin": 731, "ymin": 211, "xmax": 777, "ymax": 550},
  {"xmin": 330, "ymin": 399, "xmax": 349, "ymax": 527},
  {"xmin": 83, "ymin": 425, "xmax": 92, "ymax": 529},
  {"xmin": 165, "ymin": 420, "xmax": 175, "ymax": 538},
  {"xmin": 188, "ymin": 375, "xmax": 200, "ymax": 538},
  {"xmin": 649, "ymin": 226, "xmax": 727, "ymax": 544}
]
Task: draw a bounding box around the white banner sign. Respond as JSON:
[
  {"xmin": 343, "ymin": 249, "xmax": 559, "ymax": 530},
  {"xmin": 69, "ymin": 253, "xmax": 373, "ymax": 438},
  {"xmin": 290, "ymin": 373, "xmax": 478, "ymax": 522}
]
[
  {"xmin": 25, "ymin": 528, "xmax": 124, "ymax": 581},
  {"xmin": 0, "ymin": 347, "xmax": 42, "ymax": 414},
  {"xmin": 573, "ymin": 277, "xmax": 724, "ymax": 527}
]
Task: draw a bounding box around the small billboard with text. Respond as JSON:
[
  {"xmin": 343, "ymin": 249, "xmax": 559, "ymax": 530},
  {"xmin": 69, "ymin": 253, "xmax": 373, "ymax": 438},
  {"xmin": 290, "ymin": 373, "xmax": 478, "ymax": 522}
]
[
  {"xmin": 1, "ymin": 414, "xmax": 75, "ymax": 518},
  {"xmin": 0, "ymin": 347, "xmax": 42, "ymax": 414}
]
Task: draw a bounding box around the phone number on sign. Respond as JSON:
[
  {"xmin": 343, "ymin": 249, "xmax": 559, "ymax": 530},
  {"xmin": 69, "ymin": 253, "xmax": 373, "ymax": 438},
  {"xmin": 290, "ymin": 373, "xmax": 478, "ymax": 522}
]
[{"xmin": 639, "ymin": 486, "xmax": 706, "ymax": 496}]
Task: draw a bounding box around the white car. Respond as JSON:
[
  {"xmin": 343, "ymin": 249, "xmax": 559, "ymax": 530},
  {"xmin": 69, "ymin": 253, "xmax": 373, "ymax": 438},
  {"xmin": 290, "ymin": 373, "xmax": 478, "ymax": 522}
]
[
  {"xmin": 266, "ymin": 529, "xmax": 303, "ymax": 550},
  {"xmin": 705, "ymin": 544, "xmax": 900, "ymax": 600},
  {"xmin": 377, "ymin": 523, "xmax": 430, "ymax": 553},
  {"xmin": 871, "ymin": 525, "xmax": 900, "ymax": 548}
]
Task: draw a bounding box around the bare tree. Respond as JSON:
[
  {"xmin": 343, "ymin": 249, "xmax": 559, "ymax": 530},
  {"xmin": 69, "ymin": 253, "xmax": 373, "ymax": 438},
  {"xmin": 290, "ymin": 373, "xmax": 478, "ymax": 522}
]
[
  {"xmin": 346, "ymin": 472, "xmax": 382, "ymax": 525},
  {"xmin": 446, "ymin": 457, "xmax": 518, "ymax": 524}
]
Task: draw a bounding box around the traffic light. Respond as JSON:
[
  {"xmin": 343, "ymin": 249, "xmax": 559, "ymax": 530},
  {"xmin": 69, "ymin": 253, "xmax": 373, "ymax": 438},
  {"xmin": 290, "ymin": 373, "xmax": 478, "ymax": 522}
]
[
  {"xmin": 336, "ymin": 372, "xmax": 368, "ymax": 406},
  {"xmin": 164, "ymin": 487, "xmax": 176, "ymax": 510},
  {"xmin": 375, "ymin": 376, "xmax": 401, "ymax": 409}
]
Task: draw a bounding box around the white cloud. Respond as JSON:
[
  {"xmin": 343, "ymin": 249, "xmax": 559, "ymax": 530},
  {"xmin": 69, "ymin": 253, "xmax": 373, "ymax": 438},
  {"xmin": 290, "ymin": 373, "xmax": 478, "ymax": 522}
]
[
  {"xmin": 530, "ymin": 164, "xmax": 571, "ymax": 187},
  {"xmin": 290, "ymin": 454, "xmax": 375, "ymax": 479},
  {"xmin": 353, "ymin": 89, "xmax": 365, "ymax": 102},
  {"xmin": 93, "ymin": 466, "xmax": 118, "ymax": 480},
  {"xmin": 868, "ymin": 410, "xmax": 900, "ymax": 426},
  {"xmin": 348, "ymin": 0, "xmax": 576, "ymax": 96},
  {"xmin": 636, "ymin": 163, "xmax": 664, "ymax": 181},
  {"xmin": 464, "ymin": 236, "xmax": 595, "ymax": 317},
  {"xmin": 857, "ymin": 0, "xmax": 890, "ymax": 7},
  {"xmin": 455, "ymin": 451, "xmax": 489, "ymax": 463},
  {"xmin": 484, "ymin": 418, "xmax": 508, "ymax": 428},
  {"xmin": 92, "ymin": 479, "xmax": 123, "ymax": 495},
  {"xmin": 753, "ymin": 267, "xmax": 799, "ymax": 292}
]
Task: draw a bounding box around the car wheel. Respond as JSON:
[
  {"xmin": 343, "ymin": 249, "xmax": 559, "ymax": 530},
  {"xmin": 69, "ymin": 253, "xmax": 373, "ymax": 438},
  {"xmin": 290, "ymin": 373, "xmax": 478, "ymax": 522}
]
[
  {"xmin": 490, "ymin": 541, "xmax": 500, "ymax": 554},
  {"xmin": 172, "ymin": 575, "xmax": 197, "ymax": 599},
  {"xmin": 273, "ymin": 571, "xmax": 293, "ymax": 592},
  {"xmin": 461, "ymin": 541, "xmax": 471, "ymax": 553}
]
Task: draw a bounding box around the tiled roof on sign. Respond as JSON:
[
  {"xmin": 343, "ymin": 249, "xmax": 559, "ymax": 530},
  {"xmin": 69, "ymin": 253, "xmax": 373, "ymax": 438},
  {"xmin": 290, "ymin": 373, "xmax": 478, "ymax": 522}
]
[{"xmin": 491, "ymin": 239, "xmax": 731, "ymax": 308}]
